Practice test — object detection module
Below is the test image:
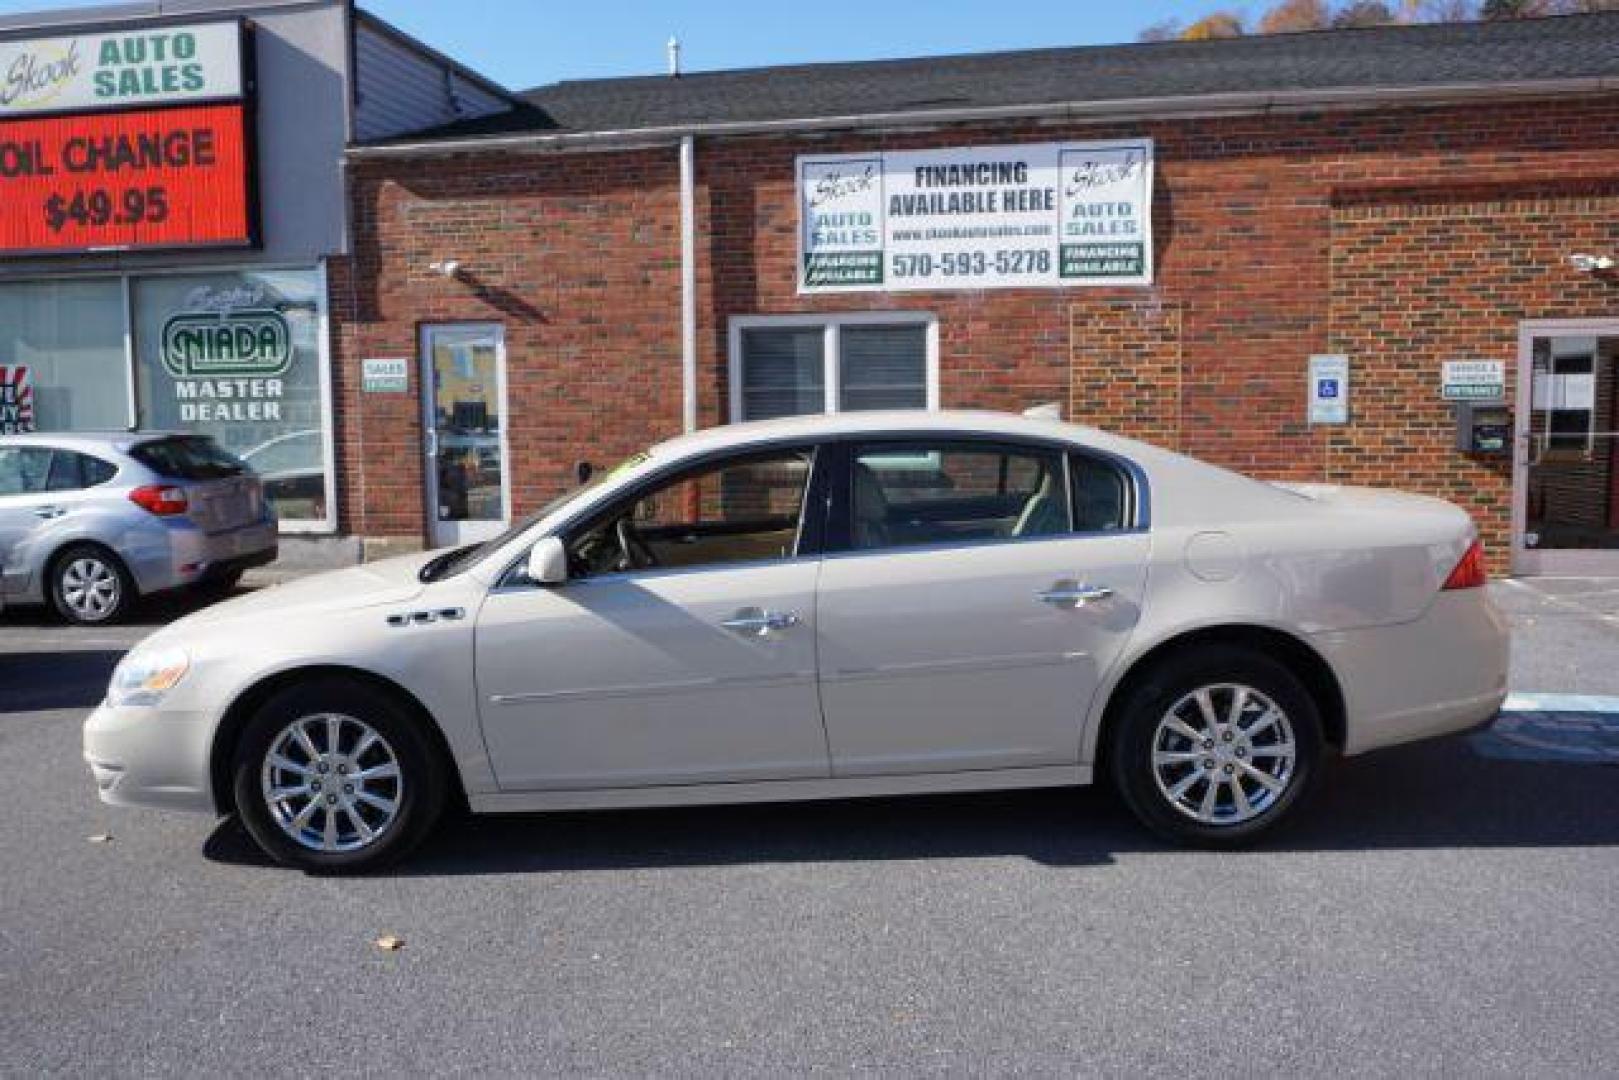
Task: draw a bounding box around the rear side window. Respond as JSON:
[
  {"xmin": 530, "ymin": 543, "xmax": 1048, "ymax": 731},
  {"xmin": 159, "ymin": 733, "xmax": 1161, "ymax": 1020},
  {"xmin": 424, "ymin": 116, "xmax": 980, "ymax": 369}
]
[
  {"xmin": 849, "ymin": 441, "xmax": 1072, "ymax": 551},
  {"xmin": 45, "ymin": 450, "xmax": 118, "ymax": 492},
  {"xmin": 131, "ymin": 436, "xmax": 246, "ymax": 481},
  {"xmin": 1070, "ymin": 453, "xmax": 1131, "ymax": 532}
]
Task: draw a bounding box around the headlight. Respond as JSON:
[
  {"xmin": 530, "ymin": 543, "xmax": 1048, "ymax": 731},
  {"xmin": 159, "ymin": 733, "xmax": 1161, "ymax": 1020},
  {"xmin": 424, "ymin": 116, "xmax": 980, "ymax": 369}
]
[{"xmin": 108, "ymin": 646, "xmax": 191, "ymax": 708}]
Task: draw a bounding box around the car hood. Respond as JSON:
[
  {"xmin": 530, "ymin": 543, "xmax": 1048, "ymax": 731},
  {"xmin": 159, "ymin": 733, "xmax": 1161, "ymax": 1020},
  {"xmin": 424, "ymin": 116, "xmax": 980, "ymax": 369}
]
[{"xmin": 159, "ymin": 552, "xmax": 436, "ymax": 637}]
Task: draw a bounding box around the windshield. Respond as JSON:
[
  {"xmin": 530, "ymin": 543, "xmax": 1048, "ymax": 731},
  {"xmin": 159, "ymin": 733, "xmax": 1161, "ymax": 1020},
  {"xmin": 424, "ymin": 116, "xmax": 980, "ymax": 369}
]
[
  {"xmin": 418, "ymin": 456, "xmax": 640, "ymax": 583},
  {"xmin": 131, "ymin": 435, "xmax": 247, "ymax": 480}
]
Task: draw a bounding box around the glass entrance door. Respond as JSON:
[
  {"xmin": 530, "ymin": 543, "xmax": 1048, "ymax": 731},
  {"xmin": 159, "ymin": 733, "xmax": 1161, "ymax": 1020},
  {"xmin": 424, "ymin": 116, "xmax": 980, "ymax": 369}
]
[
  {"xmin": 1515, "ymin": 324, "xmax": 1619, "ymax": 575},
  {"xmin": 420, "ymin": 324, "xmax": 508, "ymax": 547}
]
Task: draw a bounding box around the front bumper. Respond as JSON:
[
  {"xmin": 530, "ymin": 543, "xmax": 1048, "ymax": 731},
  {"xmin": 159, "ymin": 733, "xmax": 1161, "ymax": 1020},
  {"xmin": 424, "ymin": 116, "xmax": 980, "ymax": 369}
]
[{"xmin": 82, "ymin": 702, "xmax": 217, "ymax": 813}]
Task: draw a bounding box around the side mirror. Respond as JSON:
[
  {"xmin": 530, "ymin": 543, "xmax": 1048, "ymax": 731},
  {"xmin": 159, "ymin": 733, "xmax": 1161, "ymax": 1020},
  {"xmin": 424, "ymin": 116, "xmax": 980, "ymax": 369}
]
[{"xmin": 526, "ymin": 536, "xmax": 568, "ymax": 585}]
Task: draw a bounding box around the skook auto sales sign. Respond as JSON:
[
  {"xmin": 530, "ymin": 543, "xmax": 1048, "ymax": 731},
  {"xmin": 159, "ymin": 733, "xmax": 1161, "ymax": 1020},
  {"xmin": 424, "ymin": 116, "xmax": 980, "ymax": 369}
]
[{"xmin": 798, "ymin": 139, "xmax": 1154, "ymax": 293}]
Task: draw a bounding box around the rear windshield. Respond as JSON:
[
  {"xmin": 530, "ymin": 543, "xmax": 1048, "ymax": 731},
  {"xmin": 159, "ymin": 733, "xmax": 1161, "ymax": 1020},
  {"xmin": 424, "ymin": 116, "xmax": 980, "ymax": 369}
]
[{"xmin": 130, "ymin": 436, "xmax": 247, "ymax": 481}]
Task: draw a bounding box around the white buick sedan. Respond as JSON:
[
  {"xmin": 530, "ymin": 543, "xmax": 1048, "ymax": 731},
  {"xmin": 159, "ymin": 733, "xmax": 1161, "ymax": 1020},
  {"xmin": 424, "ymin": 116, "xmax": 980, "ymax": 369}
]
[{"xmin": 85, "ymin": 411, "xmax": 1508, "ymax": 872}]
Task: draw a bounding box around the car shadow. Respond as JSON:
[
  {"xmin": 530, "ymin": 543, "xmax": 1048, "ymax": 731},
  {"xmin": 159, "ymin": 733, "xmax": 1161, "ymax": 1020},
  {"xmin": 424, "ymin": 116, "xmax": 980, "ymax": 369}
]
[
  {"xmin": 0, "ymin": 650, "xmax": 124, "ymax": 713},
  {"xmin": 0, "ymin": 586, "xmax": 249, "ymax": 630},
  {"xmin": 201, "ymin": 732, "xmax": 1619, "ymax": 877}
]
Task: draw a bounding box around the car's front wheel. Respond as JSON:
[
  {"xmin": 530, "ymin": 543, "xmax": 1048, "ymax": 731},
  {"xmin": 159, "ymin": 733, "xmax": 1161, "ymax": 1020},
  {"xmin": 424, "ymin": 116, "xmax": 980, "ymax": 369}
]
[
  {"xmin": 232, "ymin": 678, "xmax": 447, "ymax": 873},
  {"xmin": 1109, "ymin": 645, "xmax": 1323, "ymax": 846}
]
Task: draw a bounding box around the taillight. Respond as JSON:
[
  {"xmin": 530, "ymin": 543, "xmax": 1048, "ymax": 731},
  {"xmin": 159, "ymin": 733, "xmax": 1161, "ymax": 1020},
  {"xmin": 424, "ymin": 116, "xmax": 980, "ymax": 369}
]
[
  {"xmin": 128, "ymin": 485, "xmax": 189, "ymax": 517},
  {"xmin": 1443, "ymin": 539, "xmax": 1487, "ymax": 590}
]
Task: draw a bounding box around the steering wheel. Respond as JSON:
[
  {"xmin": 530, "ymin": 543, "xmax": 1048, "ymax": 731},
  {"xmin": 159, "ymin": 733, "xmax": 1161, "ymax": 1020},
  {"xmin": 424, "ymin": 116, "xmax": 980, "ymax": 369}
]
[{"xmin": 615, "ymin": 517, "xmax": 659, "ymax": 571}]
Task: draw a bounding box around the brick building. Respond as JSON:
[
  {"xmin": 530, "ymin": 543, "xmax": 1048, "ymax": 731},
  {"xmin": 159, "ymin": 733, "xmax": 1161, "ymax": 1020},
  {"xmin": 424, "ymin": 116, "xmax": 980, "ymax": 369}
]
[{"xmin": 335, "ymin": 13, "xmax": 1619, "ymax": 575}]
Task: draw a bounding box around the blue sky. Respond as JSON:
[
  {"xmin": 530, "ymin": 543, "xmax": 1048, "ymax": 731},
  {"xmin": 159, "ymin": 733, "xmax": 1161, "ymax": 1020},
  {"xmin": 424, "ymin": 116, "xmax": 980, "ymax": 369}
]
[{"xmin": 0, "ymin": 0, "xmax": 1213, "ymax": 89}]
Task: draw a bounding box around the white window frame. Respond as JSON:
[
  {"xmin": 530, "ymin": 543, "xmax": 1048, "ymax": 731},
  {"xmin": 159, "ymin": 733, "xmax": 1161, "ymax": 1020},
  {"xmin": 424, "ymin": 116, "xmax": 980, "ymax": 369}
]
[{"xmin": 727, "ymin": 311, "xmax": 940, "ymax": 425}]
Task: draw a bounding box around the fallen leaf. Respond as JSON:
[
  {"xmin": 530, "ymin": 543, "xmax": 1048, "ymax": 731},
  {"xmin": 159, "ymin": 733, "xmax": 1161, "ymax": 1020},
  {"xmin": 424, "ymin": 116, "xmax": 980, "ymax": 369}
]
[{"xmin": 374, "ymin": 935, "xmax": 405, "ymax": 951}]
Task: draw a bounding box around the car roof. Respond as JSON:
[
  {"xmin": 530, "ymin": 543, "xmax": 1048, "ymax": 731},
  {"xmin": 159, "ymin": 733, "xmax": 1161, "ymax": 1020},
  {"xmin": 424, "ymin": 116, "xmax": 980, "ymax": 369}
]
[
  {"xmin": 648, "ymin": 409, "xmax": 1138, "ymax": 460},
  {"xmin": 0, "ymin": 430, "xmax": 189, "ymax": 454}
]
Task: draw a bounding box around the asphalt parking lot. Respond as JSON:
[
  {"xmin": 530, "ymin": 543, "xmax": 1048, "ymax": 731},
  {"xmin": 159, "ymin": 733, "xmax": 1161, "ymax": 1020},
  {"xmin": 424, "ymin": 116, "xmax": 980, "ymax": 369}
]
[{"xmin": 3, "ymin": 579, "xmax": 1618, "ymax": 1075}]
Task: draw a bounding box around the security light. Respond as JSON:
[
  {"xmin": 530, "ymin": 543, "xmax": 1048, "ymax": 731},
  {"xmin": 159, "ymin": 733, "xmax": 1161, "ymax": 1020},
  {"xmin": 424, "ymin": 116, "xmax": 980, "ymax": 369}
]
[{"xmin": 1568, "ymin": 254, "xmax": 1615, "ymax": 273}]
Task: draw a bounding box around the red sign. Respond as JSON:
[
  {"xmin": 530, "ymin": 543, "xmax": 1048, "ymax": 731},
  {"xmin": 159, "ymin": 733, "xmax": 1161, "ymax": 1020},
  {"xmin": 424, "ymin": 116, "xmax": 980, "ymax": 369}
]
[{"xmin": 0, "ymin": 103, "xmax": 252, "ymax": 255}]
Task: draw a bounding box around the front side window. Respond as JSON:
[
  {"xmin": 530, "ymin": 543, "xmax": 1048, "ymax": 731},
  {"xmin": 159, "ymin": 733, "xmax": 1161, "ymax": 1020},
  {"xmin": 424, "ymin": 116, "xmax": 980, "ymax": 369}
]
[
  {"xmin": 734, "ymin": 317, "xmax": 932, "ymax": 422},
  {"xmin": 849, "ymin": 441, "xmax": 1072, "ymax": 552},
  {"xmin": 0, "ymin": 447, "xmax": 53, "ymax": 496},
  {"xmin": 568, "ymin": 450, "xmax": 814, "ymax": 576}
]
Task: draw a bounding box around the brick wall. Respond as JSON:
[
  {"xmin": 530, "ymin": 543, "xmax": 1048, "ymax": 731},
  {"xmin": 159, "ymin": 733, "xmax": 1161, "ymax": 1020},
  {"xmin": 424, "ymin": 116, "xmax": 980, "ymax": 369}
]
[{"xmin": 337, "ymin": 96, "xmax": 1619, "ymax": 567}]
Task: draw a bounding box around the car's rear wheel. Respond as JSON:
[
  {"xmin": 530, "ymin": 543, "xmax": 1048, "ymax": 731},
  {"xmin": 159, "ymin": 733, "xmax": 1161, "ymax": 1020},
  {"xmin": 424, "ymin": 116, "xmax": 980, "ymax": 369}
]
[
  {"xmin": 1109, "ymin": 646, "xmax": 1322, "ymax": 846},
  {"xmin": 50, "ymin": 544, "xmax": 134, "ymax": 626},
  {"xmin": 232, "ymin": 678, "xmax": 447, "ymax": 873}
]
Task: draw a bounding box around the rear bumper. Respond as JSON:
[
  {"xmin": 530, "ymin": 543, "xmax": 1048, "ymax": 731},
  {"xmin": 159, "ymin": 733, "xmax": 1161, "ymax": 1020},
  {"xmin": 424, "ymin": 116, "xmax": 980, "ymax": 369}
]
[
  {"xmin": 1313, "ymin": 589, "xmax": 1511, "ymax": 756},
  {"xmin": 135, "ymin": 517, "xmax": 278, "ymax": 594}
]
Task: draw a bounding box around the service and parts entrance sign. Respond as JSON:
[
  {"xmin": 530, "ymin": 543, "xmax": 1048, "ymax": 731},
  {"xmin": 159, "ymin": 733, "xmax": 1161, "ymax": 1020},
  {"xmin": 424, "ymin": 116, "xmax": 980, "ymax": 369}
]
[
  {"xmin": 798, "ymin": 139, "xmax": 1154, "ymax": 293},
  {"xmin": 0, "ymin": 20, "xmax": 253, "ymax": 256}
]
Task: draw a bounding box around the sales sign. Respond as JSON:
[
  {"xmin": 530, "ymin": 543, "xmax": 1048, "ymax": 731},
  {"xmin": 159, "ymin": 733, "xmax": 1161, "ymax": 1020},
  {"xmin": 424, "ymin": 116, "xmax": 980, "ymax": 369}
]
[
  {"xmin": 798, "ymin": 139, "xmax": 1154, "ymax": 293},
  {"xmin": 362, "ymin": 358, "xmax": 409, "ymax": 394},
  {"xmin": 0, "ymin": 102, "xmax": 252, "ymax": 254},
  {"xmin": 0, "ymin": 21, "xmax": 242, "ymax": 116},
  {"xmin": 0, "ymin": 365, "xmax": 33, "ymax": 433}
]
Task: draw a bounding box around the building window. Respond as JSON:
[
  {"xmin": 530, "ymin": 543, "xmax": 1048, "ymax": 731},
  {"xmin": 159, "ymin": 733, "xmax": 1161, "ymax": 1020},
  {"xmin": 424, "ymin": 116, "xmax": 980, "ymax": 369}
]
[
  {"xmin": 1532, "ymin": 337, "xmax": 1598, "ymax": 456},
  {"xmin": 730, "ymin": 314, "xmax": 937, "ymax": 423},
  {"xmin": 0, "ymin": 280, "xmax": 130, "ymax": 433},
  {"xmin": 131, "ymin": 269, "xmax": 334, "ymax": 528}
]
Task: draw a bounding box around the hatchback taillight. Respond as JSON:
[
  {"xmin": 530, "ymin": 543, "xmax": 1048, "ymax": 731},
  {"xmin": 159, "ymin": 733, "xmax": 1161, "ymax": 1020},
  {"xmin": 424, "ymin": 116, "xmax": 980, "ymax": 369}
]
[
  {"xmin": 1443, "ymin": 539, "xmax": 1487, "ymax": 590},
  {"xmin": 128, "ymin": 484, "xmax": 189, "ymax": 517}
]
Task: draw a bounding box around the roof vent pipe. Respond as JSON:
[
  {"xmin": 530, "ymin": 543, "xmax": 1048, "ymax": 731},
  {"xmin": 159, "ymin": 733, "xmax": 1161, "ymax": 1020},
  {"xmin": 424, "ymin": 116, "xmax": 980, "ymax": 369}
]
[{"xmin": 667, "ymin": 36, "xmax": 681, "ymax": 77}]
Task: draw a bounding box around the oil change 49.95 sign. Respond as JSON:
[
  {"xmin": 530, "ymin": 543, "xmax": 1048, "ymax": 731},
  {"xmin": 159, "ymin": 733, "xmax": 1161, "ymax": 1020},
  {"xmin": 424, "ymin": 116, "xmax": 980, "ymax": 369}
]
[{"xmin": 0, "ymin": 102, "xmax": 252, "ymax": 254}]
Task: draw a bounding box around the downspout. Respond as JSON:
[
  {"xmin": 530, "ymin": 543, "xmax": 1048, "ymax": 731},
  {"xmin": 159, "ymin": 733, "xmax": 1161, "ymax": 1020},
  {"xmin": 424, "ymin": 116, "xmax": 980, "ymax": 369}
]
[{"xmin": 679, "ymin": 134, "xmax": 698, "ymax": 433}]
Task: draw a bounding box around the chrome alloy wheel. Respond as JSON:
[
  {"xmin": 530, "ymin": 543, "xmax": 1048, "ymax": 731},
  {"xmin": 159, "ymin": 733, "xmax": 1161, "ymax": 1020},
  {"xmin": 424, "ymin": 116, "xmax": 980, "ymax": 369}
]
[
  {"xmin": 260, "ymin": 714, "xmax": 404, "ymax": 853},
  {"xmin": 1150, "ymin": 684, "xmax": 1297, "ymax": 826},
  {"xmin": 60, "ymin": 556, "xmax": 120, "ymax": 621}
]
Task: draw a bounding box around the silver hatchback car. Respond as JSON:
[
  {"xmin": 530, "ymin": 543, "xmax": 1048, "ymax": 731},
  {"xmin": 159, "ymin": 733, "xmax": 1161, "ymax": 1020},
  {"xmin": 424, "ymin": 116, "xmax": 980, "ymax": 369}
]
[{"xmin": 0, "ymin": 432, "xmax": 277, "ymax": 625}]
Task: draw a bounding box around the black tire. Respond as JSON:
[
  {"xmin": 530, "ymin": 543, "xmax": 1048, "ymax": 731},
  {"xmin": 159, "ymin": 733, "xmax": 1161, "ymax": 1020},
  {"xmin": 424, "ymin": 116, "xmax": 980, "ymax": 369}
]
[
  {"xmin": 1108, "ymin": 645, "xmax": 1323, "ymax": 847},
  {"xmin": 232, "ymin": 678, "xmax": 447, "ymax": 873},
  {"xmin": 49, "ymin": 543, "xmax": 135, "ymax": 626},
  {"xmin": 196, "ymin": 570, "xmax": 244, "ymax": 599}
]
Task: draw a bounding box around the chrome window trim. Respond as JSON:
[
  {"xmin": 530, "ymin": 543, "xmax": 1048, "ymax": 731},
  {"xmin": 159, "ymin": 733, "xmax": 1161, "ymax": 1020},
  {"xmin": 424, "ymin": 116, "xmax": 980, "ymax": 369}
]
[{"xmin": 488, "ymin": 426, "xmax": 1151, "ymax": 593}]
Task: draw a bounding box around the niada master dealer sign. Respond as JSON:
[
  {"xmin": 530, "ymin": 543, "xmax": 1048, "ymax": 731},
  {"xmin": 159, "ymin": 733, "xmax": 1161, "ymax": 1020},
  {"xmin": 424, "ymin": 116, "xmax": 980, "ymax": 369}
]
[
  {"xmin": 162, "ymin": 286, "xmax": 295, "ymax": 423},
  {"xmin": 798, "ymin": 139, "xmax": 1154, "ymax": 293}
]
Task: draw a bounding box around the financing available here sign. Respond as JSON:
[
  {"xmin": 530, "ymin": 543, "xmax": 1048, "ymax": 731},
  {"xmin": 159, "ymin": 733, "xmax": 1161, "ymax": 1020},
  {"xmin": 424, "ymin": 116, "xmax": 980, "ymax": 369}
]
[{"xmin": 798, "ymin": 139, "xmax": 1154, "ymax": 293}]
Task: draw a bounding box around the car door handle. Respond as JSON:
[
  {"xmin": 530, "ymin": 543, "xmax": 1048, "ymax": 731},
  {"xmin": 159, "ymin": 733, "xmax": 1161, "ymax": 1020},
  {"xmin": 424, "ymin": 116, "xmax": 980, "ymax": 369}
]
[
  {"xmin": 721, "ymin": 607, "xmax": 801, "ymax": 637},
  {"xmin": 31, "ymin": 505, "xmax": 66, "ymax": 520},
  {"xmin": 1038, "ymin": 582, "xmax": 1113, "ymax": 608}
]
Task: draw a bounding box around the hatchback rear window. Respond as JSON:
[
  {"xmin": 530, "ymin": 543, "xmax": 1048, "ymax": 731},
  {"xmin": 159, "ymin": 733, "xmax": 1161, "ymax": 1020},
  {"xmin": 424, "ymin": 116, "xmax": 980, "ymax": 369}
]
[{"xmin": 130, "ymin": 436, "xmax": 247, "ymax": 481}]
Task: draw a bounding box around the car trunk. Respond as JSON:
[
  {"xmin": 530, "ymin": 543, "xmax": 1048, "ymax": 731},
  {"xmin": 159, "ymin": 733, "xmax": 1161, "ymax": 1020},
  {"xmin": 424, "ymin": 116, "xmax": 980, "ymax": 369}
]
[{"xmin": 185, "ymin": 474, "xmax": 264, "ymax": 534}]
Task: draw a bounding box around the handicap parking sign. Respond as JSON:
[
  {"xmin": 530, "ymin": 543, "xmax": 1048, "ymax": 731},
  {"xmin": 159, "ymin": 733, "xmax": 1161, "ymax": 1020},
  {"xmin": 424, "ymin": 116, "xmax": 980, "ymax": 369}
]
[{"xmin": 1317, "ymin": 378, "xmax": 1340, "ymax": 399}]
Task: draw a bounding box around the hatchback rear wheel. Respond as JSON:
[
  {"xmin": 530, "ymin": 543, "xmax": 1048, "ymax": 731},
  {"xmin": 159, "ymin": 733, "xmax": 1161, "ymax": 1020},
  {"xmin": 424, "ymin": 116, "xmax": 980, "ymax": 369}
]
[
  {"xmin": 1109, "ymin": 645, "xmax": 1322, "ymax": 846},
  {"xmin": 50, "ymin": 544, "xmax": 134, "ymax": 626},
  {"xmin": 232, "ymin": 678, "xmax": 446, "ymax": 873}
]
